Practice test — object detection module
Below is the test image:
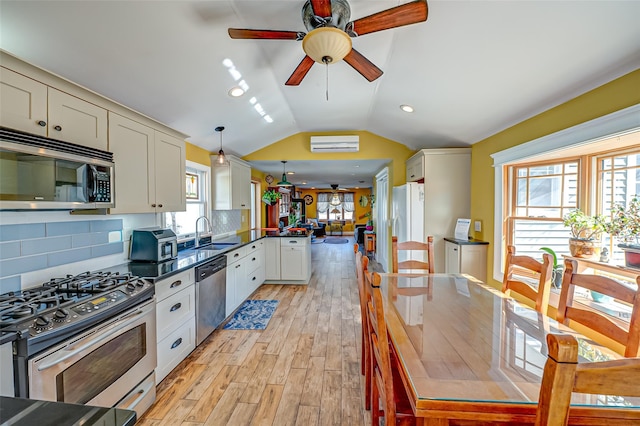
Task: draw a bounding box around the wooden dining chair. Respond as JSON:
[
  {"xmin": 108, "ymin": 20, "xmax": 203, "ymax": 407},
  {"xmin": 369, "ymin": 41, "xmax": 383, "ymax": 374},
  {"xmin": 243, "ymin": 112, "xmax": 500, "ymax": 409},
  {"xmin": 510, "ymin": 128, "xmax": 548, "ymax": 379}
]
[
  {"xmin": 557, "ymin": 258, "xmax": 640, "ymax": 357},
  {"xmin": 502, "ymin": 245, "xmax": 554, "ymax": 315},
  {"xmin": 535, "ymin": 333, "xmax": 640, "ymax": 426},
  {"xmin": 367, "ymin": 271, "xmax": 417, "ymax": 425},
  {"xmin": 355, "ymin": 250, "xmax": 372, "ymax": 409},
  {"xmin": 391, "ymin": 235, "xmax": 434, "ymax": 273}
]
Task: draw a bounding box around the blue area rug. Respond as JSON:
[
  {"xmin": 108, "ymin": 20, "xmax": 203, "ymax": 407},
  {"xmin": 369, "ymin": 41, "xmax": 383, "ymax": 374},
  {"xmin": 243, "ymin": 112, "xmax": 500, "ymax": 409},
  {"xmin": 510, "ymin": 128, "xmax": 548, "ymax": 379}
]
[{"xmin": 223, "ymin": 300, "xmax": 279, "ymax": 330}]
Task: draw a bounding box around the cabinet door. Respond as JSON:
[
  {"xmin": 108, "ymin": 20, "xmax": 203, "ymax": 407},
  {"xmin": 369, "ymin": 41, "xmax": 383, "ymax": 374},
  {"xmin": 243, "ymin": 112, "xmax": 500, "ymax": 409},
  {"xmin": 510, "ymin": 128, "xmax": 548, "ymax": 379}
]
[
  {"xmin": 154, "ymin": 131, "xmax": 186, "ymax": 212},
  {"xmin": 226, "ymin": 256, "xmax": 246, "ymax": 317},
  {"xmin": 264, "ymin": 238, "xmax": 281, "ymax": 280},
  {"xmin": 281, "ymin": 246, "xmax": 305, "ymax": 280},
  {"xmin": 108, "ymin": 112, "xmax": 155, "ymax": 214},
  {"xmin": 0, "ymin": 68, "xmax": 47, "ymax": 136},
  {"xmin": 48, "ymin": 88, "xmax": 108, "ymax": 150},
  {"xmin": 231, "ymin": 160, "xmax": 251, "ymax": 209},
  {"xmin": 406, "ymin": 155, "xmax": 424, "ymax": 182},
  {"xmin": 444, "ymin": 241, "xmax": 461, "ymax": 274}
]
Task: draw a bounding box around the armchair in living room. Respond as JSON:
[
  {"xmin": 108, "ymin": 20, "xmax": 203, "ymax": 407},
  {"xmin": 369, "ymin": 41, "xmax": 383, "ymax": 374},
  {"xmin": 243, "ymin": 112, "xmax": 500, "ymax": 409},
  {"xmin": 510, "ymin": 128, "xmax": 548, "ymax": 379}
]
[{"xmin": 307, "ymin": 218, "xmax": 326, "ymax": 237}]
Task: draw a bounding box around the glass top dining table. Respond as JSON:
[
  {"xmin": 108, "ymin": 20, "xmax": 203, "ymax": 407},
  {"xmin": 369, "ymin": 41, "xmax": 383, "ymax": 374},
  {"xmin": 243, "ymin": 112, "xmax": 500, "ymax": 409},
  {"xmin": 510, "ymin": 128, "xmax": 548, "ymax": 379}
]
[{"xmin": 377, "ymin": 273, "xmax": 640, "ymax": 425}]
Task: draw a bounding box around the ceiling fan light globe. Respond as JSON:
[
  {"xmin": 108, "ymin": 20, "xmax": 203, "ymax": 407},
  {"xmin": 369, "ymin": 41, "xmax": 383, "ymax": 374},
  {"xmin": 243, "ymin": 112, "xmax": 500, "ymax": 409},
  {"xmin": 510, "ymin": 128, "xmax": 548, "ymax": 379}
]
[{"xmin": 302, "ymin": 27, "xmax": 352, "ymax": 64}]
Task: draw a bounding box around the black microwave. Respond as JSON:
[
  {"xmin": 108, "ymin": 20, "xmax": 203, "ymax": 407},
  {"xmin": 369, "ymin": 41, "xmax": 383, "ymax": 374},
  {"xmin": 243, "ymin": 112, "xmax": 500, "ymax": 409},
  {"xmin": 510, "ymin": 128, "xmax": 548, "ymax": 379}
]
[{"xmin": 0, "ymin": 128, "xmax": 115, "ymax": 210}]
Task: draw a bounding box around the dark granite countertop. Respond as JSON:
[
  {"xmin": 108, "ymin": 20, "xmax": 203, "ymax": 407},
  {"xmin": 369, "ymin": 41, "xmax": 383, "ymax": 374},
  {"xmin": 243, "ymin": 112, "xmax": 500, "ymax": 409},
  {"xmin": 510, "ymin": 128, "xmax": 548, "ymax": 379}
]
[
  {"xmin": 111, "ymin": 229, "xmax": 311, "ymax": 282},
  {"xmin": 444, "ymin": 237, "xmax": 489, "ymax": 245},
  {"xmin": 0, "ymin": 396, "xmax": 136, "ymax": 426}
]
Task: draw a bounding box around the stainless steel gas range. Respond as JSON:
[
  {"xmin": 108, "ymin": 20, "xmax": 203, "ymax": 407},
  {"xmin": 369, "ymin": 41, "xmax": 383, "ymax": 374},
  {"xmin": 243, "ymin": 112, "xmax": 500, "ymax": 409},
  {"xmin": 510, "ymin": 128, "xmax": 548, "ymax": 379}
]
[{"xmin": 0, "ymin": 271, "xmax": 157, "ymax": 417}]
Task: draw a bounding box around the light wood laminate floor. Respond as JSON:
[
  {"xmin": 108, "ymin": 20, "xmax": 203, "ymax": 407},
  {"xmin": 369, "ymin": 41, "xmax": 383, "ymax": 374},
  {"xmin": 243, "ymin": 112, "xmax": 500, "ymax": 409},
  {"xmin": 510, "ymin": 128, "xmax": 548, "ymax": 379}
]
[{"xmin": 139, "ymin": 238, "xmax": 374, "ymax": 425}]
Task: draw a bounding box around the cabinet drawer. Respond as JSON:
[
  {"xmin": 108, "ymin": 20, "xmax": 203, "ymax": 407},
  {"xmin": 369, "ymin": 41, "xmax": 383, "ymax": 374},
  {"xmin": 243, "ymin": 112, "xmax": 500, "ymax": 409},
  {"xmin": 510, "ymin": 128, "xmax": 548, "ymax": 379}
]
[
  {"xmin": 155, "ymin": 268, "xmax": 194, "ymax": 301},
  {"xmin": 245, "ymin": 240, "xmax": 262, "ymax": 256},
  {"xmin": 227, "ymin": 246, "xmax": 247, "ymax": 264},
  {"xmin": 246, "ymin": 249, "xmax": 263, "ymax": 274},
  {"xmin": 156, "ymin": 284, "xmax": 195, "ymax": 341},
  {"xmin": 156, "ymin": 318, "xmax": 195, "ymax": 383}
]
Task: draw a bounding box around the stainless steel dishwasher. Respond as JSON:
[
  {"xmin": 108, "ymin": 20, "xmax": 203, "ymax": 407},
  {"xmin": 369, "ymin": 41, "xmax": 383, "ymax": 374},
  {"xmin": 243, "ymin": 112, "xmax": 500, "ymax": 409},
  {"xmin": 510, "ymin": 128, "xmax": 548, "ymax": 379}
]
[{"xmin": 195, "ymin": 255, "xmax": 227, "ymax": 345}]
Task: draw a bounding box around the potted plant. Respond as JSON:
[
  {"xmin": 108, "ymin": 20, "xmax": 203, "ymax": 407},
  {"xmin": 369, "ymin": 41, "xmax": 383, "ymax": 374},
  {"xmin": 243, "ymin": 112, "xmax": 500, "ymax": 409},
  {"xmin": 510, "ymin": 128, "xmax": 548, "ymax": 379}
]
[
  {"xmin": 562, "ymin": 209, "xmax": 607, "ymax": 259},
  {"xmin": 539, "ymin": 247, "xmax": 563, "ymax": 288},
  {"xmin": 262, "ymin": 189, "xmax": 281, "ymax": 205},
  {"xmin": 604, "ymin": 196, "xmax": 640, "ymax": 269},
  {"xmin": 364, "ymin": 211, "xmax": 373, "ymax": 231}
]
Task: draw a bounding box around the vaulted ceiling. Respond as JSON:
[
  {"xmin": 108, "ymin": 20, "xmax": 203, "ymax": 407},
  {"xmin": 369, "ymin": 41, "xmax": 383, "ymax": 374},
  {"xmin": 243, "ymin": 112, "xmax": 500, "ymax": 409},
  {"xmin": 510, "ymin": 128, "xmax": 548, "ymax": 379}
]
[{"xmin": 1, "ymin": 1, "xmax": 638, "ymax": 188}]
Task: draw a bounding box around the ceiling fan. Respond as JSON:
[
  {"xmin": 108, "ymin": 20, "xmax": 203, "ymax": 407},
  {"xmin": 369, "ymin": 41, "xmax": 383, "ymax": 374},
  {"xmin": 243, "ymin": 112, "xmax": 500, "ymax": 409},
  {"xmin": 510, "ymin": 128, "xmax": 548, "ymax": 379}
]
[{"xmin": 228, "ymin": 0, "xmax": 428, "ymax": 86}]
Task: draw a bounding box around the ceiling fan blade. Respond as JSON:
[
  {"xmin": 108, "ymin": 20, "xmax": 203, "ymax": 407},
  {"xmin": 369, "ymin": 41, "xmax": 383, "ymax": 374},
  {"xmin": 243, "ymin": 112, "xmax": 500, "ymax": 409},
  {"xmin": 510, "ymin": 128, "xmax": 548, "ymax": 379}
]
[
  {"xmin": 349, "ymin": 0, "xmax": 428, "ymax": 36},
  {"xmin": 310, "ymin": 0, "xmax": 332, "ymax": 17},
  {"xmin": 228, "ymin": 28, "xmax": 303, "ymax": 40},
  {"xmin": 343, "ymin": 49, "xmax": 383, "ymax": 82},
  {"xmin": 285, "ymin": 56, "xmax": 315, "ymax": 86}
]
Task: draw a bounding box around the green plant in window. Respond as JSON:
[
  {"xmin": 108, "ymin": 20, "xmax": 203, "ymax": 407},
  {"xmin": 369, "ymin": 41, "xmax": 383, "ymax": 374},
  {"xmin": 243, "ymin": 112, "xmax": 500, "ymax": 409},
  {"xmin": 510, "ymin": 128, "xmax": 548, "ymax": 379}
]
[
  {"xmin": 562, "ymin": 209, "xmax": 607, "ymax": 241},
  {"xmin": 605, "ymin": 196, "xmax": 640, "ymax": 246}
]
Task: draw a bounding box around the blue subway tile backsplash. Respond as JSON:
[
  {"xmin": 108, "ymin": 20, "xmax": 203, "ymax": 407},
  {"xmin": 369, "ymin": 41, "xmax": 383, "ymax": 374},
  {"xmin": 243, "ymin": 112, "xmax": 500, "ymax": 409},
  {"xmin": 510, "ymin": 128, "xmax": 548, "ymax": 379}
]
[
  {"xmin": 22, "ymin": 236, "xmax": 72, "ymax": 256},
  {"xmin": 0, "ymin": 219, "xmax": 125, "ymax": 280},
  {"xmin": 0, "ymin": 223, "xmax": 46, "ymax": 241},
  {"xmin": 0, "ymin": 276, "xmax": 21, "ymax": 294},
  {"xmin": 46, "ymin": 221, "xmax": 91, "ymax": 236}
]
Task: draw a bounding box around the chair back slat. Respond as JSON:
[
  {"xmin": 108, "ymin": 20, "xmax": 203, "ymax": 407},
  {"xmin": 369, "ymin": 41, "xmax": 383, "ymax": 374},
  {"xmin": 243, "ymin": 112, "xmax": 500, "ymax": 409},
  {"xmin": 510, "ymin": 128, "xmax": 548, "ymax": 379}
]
[
  {"xmin": 502, "ymin": 245, "xmax": 554, "ymax": 315},
  {"xmin": 392, "ymin": 235, "xmax": 434, "ymax": 274},
  {"xmin": 558, "ymin": 258, "xmax": 640, "ymax": 357},
  {"xmin": 535, "ymin": 333, "xmax": 640, "ymax": 426}
]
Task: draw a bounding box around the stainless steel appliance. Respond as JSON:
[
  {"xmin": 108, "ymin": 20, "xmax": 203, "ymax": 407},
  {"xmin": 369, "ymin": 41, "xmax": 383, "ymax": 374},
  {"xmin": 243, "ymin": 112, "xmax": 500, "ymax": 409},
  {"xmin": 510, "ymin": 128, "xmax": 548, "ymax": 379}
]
[
  {"xmin": 130, "ymin": 228, "xmax": 178, "ymax": 263},
  {"xmin": 195, "ymin": 255, "xmax": 227, "ymax": 345},
  {"xmin": 0, "ymin": 127, "xmax": 115, "ymax": 210},
  {"xmin": 0, "ymin": 271, "xmax": 156, "ymax": 418}
]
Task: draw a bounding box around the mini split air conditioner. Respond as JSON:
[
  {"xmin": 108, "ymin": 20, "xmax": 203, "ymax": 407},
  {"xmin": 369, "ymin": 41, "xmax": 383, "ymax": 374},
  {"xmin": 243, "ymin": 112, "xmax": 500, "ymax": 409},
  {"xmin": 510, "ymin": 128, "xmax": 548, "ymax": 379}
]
[{"xmin": 310, "ymin": 135, "xmax": 359, "ymax": 153}]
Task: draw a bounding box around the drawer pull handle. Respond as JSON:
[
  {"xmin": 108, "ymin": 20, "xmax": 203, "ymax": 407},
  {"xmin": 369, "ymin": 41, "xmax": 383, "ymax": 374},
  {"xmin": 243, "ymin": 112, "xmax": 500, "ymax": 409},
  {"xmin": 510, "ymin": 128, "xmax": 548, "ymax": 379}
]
[
  {"xmin": 252, "ymin": 257, "xmax": 256, "ymax": 261},
  {"xmin": 53, "ymin": 125, "xmax": 62, "ymax": 131},
  {"xmin": 289, "ymin": 240, "xmax": 297, "ymax": 244},
  {"xmin": 37, "ymin": 120, "xmax": 47, "ymax": 127},
  {"xmin": 252, "ymin": 277, "xmax": 256, "ymax": 281},
  {"xmin": 170, "ymin": 302, "xmax": 182, "ymax": 312},
  {"xmin": 170, "ymin": 280, "xmax": 183, "ymax": 288},
  {"xmin": 236, "ymin": 264, "xmax": 241, "ymax": 269},
  {"xmin": 171, "ymin": 338, "xmax": 183, "ymax": 349},
  {"xmin": 234, "ymin": 253, "xmax": 240, "ymax": 258},
  {"xmin": 158, "ymin": 204, "xmax": 163, "ymax": 208}
]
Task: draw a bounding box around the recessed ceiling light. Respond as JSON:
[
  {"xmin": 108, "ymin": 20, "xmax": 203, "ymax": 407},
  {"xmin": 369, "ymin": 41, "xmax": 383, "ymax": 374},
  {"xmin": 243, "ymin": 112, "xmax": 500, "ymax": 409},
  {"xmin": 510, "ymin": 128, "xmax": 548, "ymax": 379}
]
[
  {"xmin": 228, "ymin": 86, "xmax": 245, "ymax": 97},
  {"xmin": 287, "ymin": 171, "xmax": 294, "ymax": 175},
  {"xmin": 400, "ymin": 104, "xmax": 414, "ymax": 113}
]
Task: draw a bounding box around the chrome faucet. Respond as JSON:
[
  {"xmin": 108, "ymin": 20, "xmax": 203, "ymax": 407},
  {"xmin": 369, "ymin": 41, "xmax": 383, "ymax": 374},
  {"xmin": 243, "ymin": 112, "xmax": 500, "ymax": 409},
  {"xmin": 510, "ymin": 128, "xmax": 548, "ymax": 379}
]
[{"xmin": 194, "ymin": 215, "xmax": 212, "ymax": 248}]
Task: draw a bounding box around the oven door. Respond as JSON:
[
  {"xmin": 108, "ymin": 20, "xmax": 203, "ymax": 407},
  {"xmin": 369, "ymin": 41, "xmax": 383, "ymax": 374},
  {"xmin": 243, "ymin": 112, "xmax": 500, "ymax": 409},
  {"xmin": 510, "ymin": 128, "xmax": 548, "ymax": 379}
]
[{"xmin": 28, "ymin": 298, "xmax": 156, "ymax": 410}]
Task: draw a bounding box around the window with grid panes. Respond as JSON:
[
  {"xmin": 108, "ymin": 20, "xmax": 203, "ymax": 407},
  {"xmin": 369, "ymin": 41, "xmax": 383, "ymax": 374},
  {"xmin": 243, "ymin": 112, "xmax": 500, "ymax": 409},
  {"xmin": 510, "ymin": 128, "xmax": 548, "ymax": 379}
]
[{"xmin": 507, "ymin": 160, "xmax": 579, "ymax": 259}]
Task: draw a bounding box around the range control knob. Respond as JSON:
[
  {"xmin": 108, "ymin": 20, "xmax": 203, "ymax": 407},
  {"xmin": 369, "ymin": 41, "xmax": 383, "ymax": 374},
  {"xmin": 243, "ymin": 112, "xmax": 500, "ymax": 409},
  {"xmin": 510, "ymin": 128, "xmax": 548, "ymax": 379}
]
[
  {"xmin": 53, "ymin": 308, "xmax": 69, "ymax": 322},
  {"xmin": 135, "ymin": 279, "xmax": 145, "ymax": 287},
  {"xmin": 34, "ymin": 316, "xmax": 51, "ymax": 330},
  {"xmin": 126, "ymin": 282, "xmax": 136, "ymax": 292}
]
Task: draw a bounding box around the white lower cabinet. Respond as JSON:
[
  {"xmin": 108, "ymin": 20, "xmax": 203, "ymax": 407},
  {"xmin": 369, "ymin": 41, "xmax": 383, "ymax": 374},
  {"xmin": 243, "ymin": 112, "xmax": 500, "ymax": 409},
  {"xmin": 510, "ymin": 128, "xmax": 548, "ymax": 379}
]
[
  {"xmin": 279, "ymin": 236, "xmax": 312, "ymax": 283},
  {"xmin": 225, "ymin": 241, "xmax": 266, "ymax": 317},
  {"xmin": 264, "ymin": 238, "xmax": 281, "ymax": 280},
  {"xmin": 154, "ymin": 268, "xmax": 196, "ymax": 383},
  {"xmin": 444, "ymin": 238, "xmax": 488, "ymax": 283}
]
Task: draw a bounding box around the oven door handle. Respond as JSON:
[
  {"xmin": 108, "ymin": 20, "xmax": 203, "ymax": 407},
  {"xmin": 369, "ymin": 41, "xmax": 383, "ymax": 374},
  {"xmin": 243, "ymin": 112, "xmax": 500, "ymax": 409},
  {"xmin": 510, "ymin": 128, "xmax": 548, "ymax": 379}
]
[{"xmin": 36, "ymin": 302, "xmax": 154, "ymax": 371}]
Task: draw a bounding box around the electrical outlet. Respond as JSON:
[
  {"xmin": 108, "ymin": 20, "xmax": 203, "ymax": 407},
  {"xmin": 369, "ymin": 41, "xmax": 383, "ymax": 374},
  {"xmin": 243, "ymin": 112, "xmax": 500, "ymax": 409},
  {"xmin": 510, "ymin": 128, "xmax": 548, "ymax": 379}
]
[{"xmin": 474, "ymin": 221, "xmax": 482, "ymax": 232}]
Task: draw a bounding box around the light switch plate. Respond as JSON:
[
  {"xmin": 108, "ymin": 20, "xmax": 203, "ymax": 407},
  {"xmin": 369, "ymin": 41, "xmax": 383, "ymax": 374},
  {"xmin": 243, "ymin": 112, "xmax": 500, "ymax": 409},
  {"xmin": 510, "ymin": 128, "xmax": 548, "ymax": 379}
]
[{"xmin": 474, "ymin": 221, "xmax": 481, "ymax": 232}]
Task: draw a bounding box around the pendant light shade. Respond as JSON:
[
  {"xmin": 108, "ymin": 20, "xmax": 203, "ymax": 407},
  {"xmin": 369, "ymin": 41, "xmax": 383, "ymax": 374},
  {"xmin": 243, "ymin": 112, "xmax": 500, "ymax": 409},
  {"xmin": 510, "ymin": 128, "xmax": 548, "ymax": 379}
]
[
  {"xmin": 277, "ymin": 160, "xmax": 293, "ymax": 187},
  {"xmin": 215, "ymin": 126, "xmax": 226, "ymax": 164}
]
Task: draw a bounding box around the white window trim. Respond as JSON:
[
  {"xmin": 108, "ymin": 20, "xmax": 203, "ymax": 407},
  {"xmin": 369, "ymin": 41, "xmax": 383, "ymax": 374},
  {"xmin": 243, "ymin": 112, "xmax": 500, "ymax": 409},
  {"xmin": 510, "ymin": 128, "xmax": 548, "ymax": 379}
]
[{"xmin": 490, "ymin": 103, "xmax": 640, "ymax": 283}]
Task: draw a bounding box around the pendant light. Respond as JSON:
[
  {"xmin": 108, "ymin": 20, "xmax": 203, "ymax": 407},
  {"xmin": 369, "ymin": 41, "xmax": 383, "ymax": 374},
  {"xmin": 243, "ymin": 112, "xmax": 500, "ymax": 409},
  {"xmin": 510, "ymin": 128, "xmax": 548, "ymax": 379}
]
[
  {"xmin": 277, "ymin": 160, "xmax": 293, "ymax": 187},
  {"xmin": 215, "ymin": 126, "xmax": 226, "ymax": 164}
]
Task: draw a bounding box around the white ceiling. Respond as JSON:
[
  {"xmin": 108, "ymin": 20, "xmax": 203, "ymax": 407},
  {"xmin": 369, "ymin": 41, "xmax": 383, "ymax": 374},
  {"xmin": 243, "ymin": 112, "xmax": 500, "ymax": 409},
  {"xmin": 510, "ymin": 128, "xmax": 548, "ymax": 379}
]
[{"xmin": 1, "ymin": 1, "xmax": 639, "ymax": 188}]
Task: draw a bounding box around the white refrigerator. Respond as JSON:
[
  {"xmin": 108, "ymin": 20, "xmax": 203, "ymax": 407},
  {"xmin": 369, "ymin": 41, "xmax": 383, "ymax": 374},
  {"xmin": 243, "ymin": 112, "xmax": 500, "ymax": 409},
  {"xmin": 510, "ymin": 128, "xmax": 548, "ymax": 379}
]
[
  {"xmin": 391, "ymin": 182, "xmax": 425, "ymax": 325},
  {"xmin": 392, "ymin": 182, "xmax": 425, "ymax": 265}
]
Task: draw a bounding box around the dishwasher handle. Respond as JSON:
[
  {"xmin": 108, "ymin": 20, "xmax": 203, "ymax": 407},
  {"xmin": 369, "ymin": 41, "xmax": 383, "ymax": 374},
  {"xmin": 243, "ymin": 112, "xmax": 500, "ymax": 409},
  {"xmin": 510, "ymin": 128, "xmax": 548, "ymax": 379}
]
[{"xmin": 195, "ymin": 255, "xmax": 227, "ymax": 282}]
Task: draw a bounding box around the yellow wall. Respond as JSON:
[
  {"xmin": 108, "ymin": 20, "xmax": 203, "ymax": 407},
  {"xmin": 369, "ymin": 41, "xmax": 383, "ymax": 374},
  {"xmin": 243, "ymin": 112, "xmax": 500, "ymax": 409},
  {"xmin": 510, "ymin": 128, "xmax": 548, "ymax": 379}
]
[
  {"xmin": 242, "ymin": 130, "xmax": 413, "ymax": 187},
  {"xmin": 185, "ymin": 142, "xmax": 211, "ymax": 166},
  {"xmin": 300, "ymin": 187, "xmax": 373, "ymax": 225},
  {"xmin": 470, "ymin": 69, "xmax": 640, "ymax": 289}
]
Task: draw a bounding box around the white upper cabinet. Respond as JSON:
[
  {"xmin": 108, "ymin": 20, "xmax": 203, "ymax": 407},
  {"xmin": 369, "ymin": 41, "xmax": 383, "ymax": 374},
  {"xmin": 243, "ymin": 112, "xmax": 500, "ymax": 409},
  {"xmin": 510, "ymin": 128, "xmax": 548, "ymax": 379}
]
[
  {"xmin": 0, "ymin": 68, "xmax": 108, "ymax": 150},
  {"xmin": 211, "ymin": 155, "xmax": 251, "ymax": 210},
  {"xmin": 47, "ymin": 88, "xmax": 108, "ymax": 150},
  {"xmin": 109, "ymin": 112, "xmax": 186, "ymax": 214},
  {"xmin": 405, "ymin": 152, "xmax": 424, "ymax": 182},
  {"xmin": 0, "ymin": 68, "xmax": 48, "ymax": 136}
]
